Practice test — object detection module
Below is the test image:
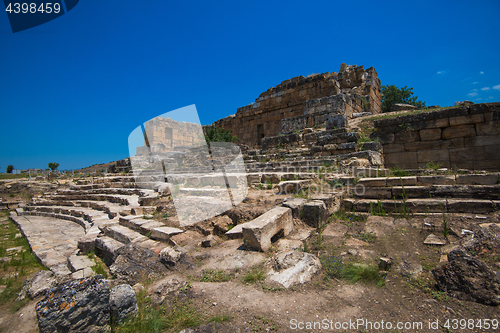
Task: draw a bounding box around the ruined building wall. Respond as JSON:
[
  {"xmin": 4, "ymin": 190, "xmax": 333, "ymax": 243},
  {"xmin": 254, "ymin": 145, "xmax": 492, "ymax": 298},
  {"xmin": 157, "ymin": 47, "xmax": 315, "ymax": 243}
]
[
  {"xmin": 374, "ymin": 102, "xmax": 500, "ymax": 171},
  {"xmin": 136, "ymin": 117, "xmax": 204, "ymax": 155},
  {"xmin": 213, "ymin": 64, "xmax": 381, "ymax": 147}
]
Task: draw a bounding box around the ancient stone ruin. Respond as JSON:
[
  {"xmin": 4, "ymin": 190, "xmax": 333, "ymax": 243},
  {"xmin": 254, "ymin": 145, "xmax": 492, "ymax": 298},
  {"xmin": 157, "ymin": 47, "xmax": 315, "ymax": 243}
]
[
  {"xmin": 1, "ymin": 64, "xmax": 500, "ymax": 332},
  {"xmin": 213, "ymin": 64, "xmax": 381, "ymax": 146}
]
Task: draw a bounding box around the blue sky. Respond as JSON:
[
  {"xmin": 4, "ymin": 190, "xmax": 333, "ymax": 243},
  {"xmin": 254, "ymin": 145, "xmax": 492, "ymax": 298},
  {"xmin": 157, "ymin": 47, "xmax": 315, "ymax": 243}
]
[{"xmin": 1, "ymin": 0, "xmax": 499, "ymax": 171}]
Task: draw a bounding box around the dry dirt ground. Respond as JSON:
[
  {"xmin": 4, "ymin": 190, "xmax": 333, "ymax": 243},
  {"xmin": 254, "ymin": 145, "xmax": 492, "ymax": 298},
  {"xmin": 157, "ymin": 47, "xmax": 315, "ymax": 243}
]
[{"xmin": 1, "ymin": 184, "xmax": 500, "ymax": 333}]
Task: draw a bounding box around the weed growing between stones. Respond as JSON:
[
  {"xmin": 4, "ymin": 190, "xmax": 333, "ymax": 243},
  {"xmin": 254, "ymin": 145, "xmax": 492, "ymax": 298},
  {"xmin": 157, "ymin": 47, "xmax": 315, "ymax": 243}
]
[
  {"xmin": 370, "ymin": 200, "xmax": 387, "ymax": 216},
  {"xmin": 425, "ymin": 161, "xmax": 444, "ymax": 171},
  {"xmin": 390, "ymin": 166, "xmax": 411, "ymax": 177}
]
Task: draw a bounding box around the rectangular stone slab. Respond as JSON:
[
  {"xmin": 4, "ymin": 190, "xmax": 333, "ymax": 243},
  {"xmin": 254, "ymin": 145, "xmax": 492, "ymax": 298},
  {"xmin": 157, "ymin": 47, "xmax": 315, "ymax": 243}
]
[
  {"xmin": 242, "ymin": 207, "xmax": 293, "ymax": 252},
  {"xmin": 150, "ymin": 227, "xmax": 184, "ymax": 241}
]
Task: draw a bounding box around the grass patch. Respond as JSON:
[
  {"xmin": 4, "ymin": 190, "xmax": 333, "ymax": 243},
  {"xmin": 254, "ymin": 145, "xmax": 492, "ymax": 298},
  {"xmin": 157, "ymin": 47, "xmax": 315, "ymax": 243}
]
[
  {"xmin": 321, "ymin": 256, "xmax": 385, "ymax": 287},
  {"xmin": 91, "ymin": 260, "xmax": 108, "ymax": 279},
  {"xmin": 351, "ymin": 231, "xmax": 377, "ymax": 243},
  {"xmin": 243, "ymin": 268, "xmax": 265, "ymax": 283},
  {"xmin": 200, "ymin": 269, "xmax": 233, "ymax": 282},
  {"xmin": 114, "ymin": 290, "xmax": 207, "ymax": 333},
  {"xmin": 0, "ymin": 215, "xmax": 45, "ymax": 308},
  {"xmin": 0, "ymin": 173, "xmax": 31, "ymax": 180}
]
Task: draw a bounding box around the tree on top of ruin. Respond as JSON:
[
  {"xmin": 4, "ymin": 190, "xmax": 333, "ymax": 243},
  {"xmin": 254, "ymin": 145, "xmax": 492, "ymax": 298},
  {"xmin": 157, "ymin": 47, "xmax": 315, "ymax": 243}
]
[{"xmin": 381, "ymin": 85, "xmax": 426, "ymax": 113}]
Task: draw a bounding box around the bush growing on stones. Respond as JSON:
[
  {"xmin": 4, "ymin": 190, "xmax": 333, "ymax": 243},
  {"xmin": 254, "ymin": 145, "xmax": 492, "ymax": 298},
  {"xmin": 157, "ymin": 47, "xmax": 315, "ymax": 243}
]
[
  {"xmin": 381, "ymin": 85, "xmax": 426, "ymax": 113},
  {"xmin": 204, "ymin": 125, "xmax": 239, "ymax": 143}
]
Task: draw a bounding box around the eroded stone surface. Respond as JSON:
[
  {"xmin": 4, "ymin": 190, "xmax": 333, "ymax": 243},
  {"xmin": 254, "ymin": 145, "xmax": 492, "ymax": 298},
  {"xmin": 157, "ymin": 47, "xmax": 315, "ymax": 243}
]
[{"xmin": 267, "ymin": 250, "xmax": 321, "ymax": 288}]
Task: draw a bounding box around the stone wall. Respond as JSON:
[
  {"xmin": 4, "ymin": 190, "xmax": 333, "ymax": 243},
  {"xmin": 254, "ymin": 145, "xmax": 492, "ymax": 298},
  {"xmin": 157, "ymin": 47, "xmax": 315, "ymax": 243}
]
[
  {"xmin": 213, "ymin": 64, "xmax": 381, "ymax": 147},
  {"xmin": 136, "ymin": 117, "xmax": 204, "ymax": 156},
  {"xmin": 374, "ymin": 103, "xmax": 500, "ymax": 171}
]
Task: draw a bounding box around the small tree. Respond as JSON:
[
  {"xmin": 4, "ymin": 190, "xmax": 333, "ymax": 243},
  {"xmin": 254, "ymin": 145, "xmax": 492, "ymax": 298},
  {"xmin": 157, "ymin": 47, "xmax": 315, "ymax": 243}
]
[
  {"xmin": 204, "ymin": 125, "xmax": 239, "ymax": 143},
  {"xmin": 48, "ymin": 162, "xmax": 59, "ymax": 171},
  {"xmin": 6, "ymin": 165, "xmax": 14, "ymax": 174},
  {"xmin": 381, "ymin": 85, "xmax": 426, "ymax": 113}
]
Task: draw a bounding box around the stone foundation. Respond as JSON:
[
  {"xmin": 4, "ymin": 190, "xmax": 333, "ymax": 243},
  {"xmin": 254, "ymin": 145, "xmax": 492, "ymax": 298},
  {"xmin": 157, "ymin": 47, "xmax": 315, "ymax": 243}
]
[{"xmin": 374, "ymin": 102, "xmax": 500, "ymax": 170}]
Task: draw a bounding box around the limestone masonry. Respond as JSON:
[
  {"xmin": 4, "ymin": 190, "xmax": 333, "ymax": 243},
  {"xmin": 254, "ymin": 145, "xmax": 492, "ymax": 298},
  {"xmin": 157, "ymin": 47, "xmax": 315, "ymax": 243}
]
[
  {"xmin": 212, "ymin": 64, "xmax": 381, "ymax": 147},
  {"xmin": 374, "ymin": 103, "xmax": 500, "ymax": 171}
]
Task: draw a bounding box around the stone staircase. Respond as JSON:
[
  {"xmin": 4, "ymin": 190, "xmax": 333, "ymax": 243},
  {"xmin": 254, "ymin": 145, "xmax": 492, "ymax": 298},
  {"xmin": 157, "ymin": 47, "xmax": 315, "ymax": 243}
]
[
  {"xmin": 9, "ymin": 177, "xmax": 186, "ymax": 280},
  {"xmin": 342, "ymin": 173, "xmax": 500, "ymax": 215}
]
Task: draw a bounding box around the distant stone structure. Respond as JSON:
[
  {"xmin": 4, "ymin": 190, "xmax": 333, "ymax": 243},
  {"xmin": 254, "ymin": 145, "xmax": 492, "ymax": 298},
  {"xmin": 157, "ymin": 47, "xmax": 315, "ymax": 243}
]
[
  {"xmin": 212, "ymin": 64, "xmax": 381, "ymax": 147},
  {"xmin": 136, "ymin": 117, "xmax": 204, "ymax": 156}
]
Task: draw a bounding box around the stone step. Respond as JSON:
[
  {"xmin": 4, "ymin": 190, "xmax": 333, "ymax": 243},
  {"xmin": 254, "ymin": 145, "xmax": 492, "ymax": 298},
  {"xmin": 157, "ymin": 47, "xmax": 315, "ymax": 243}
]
[
  {"xmin": 23, "ymin": 205, "xmax": 109, "ymax": 223},
  {"xmin": 100, "ymin": 225, "xmax": 149, "ymax": 244},
  {"xmin": 95, "ymin": 236, "xmax": 125, "ymax": 265},
  {"xmin": 150, "ymin": 226, "xmax": 184, "ymax": 242},
  {"xmin": 118, "ymin": 215, "xmax": 165, "ymax": 235},
  {"xmin": 343, "ymin": 198, "xmax": 499, "ymax": 215},
  {"xmin": 179, "ymin": 188, "xmax": 229, "ymax": 196},
  {"xmin": 20, "ymin": 210, "xmax": 92, "ymax": 230},
  {"xmin": 353, "ymin": 185, "xmax": 500, "ymax": 200},
  {"xmin": 354, "ymin": 174, "xmax": 499, "ymax": 188},
  {"xmin": 76, "ymin": 201, "xmax": 121, "ymax": 218},
  {"xmin": 49, "ymin": 193, "xmax": 139, "ymax": 206},
  {"xmin": 59, "ymin": 187, "xmax": 155, "ymax": 197}
]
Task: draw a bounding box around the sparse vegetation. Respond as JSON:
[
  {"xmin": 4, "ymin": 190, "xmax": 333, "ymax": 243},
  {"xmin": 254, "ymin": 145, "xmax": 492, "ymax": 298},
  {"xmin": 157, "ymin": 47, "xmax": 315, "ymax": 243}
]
[
  {"xmin": 200, "ymin": 269, "xmax": 233, "ymax": 282},
  {"xmin": 321, "ymin": 256, "xmax": 385, "ymax": 287},
  {"xmin": 204, "ymin": 125, "xmax": 239, "ymax": 143},
  {"xmin": 243, "ymin": 267, "xmax": 266, "ymax": 283}
]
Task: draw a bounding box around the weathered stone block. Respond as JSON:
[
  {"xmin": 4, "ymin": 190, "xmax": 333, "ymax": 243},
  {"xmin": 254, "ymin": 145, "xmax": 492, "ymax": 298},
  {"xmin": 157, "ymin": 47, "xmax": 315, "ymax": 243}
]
[
  {"xmin": 417, "ymin": 175, "xmax": 455, "ymax": 185},
  {"xmin": 395, "ymin": 130, "xmax": 420, "ymax": 143},
  {"xmin": 150, "ymin": 227, "xmax": 184, "ymax": 242},
  {"xmin": 476, "ymin": 122, "xmax": 500, "ymax": 136},
  {"xmin": 281, "ymin": 198, "xmax": 307, "ymax": 218},
  {"xmin": 449, "ymin": 113, "xmax": 484, "ymax": 126},
  {"xmin": 382, "ymin": 143, "xmax": 405, "ymax": 153},
  {"xmin": 242, "ymin": 207, "xmax": 293, "ymax": 251},
  {"xmin": 356, "ymin": 178, "xmax": 387, "ymax": 187},
  {"xmin": 417, "ymin": 149, "xmax": 450, "ymax": 163},
  {"xmin": 301, "ymin": 201, "xmax": 326, "ymax": 227},
  {"xmin": 455, "ymin": 174, "xmax": 499, "ymax": 185},
  {"xmin": 386, "ymin": 176, "xmax": 417, "ymax": 186},
  {"xmin": 419, "ymin": 128, "xmax": 442, "ymax": 141},
  {"xmin": 470, "ymin": 134, "xmax": 500, "ymax": 147},
  {"xmin": 385, "ymin": 152, "xmax": 418, "ymax": 167},
  {"xmin": 326, "ymin": 114, "xmax": 348, "ymax": 130},
  {"xmin": 434, "ymin": 107, "xmax": 468, "ymax": 120},
  {"xmin": 36, "ymin": 276, "xmax": 110, "ymax": 333},
  {"xmin": 474, "ymin": 159, "xmax": 500, "ymax": 171},
  {"xmin": 442, "ymin": 125, "xmax": 476, "ymax": 139},
  {"xmin": 449, "ymin": 148, "xmax": 476, "ymax": 162},
  {"xmin": 354, "ymin": 187, "xmax": 392, "ymax": 199},
  {"xmin": 447, "ymin": 199, "xmax": 494, "ymax": 214},
  {"xmin": 262, "ymin": 173, "xmax": 282, "ymax": 184}
]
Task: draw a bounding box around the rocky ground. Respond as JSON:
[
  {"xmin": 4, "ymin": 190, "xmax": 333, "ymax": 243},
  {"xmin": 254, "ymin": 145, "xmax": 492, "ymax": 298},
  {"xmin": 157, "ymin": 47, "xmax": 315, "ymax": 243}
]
[{"xmin": 1, "ymin": 176, "xmax": 499, "ymax": 333}]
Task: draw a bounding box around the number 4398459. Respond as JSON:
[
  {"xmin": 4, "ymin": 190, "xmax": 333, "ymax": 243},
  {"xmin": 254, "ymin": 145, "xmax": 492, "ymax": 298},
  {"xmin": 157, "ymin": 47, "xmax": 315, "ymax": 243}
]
[{"xmin": 5, "ymin": 3, "xmax": 61, "ymax": 14}]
